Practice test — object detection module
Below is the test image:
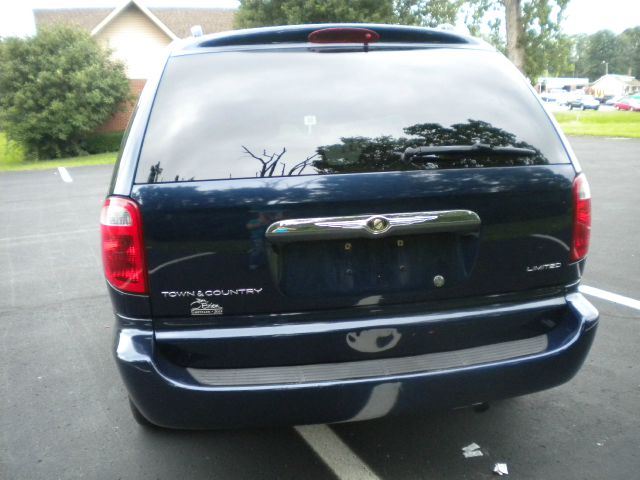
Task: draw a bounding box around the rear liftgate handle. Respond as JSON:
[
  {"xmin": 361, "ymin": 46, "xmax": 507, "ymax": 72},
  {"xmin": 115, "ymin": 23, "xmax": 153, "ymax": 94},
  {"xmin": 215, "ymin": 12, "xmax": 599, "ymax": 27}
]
[{"xmin": 265, "ymin": 210, "xmax": 481, "ymax": 244}]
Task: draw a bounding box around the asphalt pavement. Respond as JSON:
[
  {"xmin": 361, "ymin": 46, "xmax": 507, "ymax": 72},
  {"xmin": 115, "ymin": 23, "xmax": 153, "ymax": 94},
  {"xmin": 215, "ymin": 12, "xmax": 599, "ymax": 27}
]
[{"xmin": 0, "ymin": 137, "xmax": 638, "ymax": 479}]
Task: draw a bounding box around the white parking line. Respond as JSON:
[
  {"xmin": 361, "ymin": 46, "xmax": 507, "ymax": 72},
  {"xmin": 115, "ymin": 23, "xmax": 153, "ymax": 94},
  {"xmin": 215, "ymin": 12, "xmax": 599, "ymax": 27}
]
[
  {"xmin": 295, "ymin": 425, "xmax": 381, "ymax": 480},
  {"xmin": 57, "ymin": 166, "xmax": 73, "ymax": 183},
  {"xmin": 580, "ymin": 285, "xmax": 640, "ymax": 311}
]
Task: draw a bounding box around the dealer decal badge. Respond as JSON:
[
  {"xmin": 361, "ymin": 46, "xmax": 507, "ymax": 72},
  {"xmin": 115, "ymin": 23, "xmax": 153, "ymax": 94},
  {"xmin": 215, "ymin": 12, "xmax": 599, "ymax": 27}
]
[{"xmin": 190, "ymin": 298, "xmax": 223, "ymax": 316}]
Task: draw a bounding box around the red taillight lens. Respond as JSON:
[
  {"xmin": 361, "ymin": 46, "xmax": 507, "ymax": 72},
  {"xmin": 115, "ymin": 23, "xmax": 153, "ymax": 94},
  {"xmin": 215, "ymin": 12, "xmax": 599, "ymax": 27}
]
[
  {"xmin": 570, "ymin": 173, "xmax": 591, "ymax": 262},
  {"xmin": 308, "ymin": 28, "xmax": 380, "ymax": 44},
  {"xmin": 100, "ymin": 197, "xmax": 148, "ymax": 294}
]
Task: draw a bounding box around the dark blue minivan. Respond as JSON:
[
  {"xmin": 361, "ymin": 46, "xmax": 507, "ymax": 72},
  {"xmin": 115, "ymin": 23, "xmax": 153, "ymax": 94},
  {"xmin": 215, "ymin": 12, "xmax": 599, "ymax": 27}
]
[{"xmin": 101, "ymin": 25, "xmax": 598, "ymax": 429}]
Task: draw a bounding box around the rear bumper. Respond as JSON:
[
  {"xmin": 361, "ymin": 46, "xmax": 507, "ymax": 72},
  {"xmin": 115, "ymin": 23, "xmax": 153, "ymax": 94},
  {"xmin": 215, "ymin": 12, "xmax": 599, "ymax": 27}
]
[{"xmin": 115, "ymin": 293, "xmax": 598, "ymax": 429}]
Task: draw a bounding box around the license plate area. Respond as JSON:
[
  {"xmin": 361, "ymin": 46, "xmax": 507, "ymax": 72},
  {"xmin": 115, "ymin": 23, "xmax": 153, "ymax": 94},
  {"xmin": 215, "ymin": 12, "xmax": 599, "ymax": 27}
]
[{"xmin": 273, "ymin": 233, "xmax": 477, "ymax": 298}]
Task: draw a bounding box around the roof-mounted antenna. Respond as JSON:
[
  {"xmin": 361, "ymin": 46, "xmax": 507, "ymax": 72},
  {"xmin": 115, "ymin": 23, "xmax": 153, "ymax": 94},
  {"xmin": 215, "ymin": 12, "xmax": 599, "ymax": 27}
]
[{"xmin": 190, "ymin": 25, "xmax": 204, "ymax": 37}]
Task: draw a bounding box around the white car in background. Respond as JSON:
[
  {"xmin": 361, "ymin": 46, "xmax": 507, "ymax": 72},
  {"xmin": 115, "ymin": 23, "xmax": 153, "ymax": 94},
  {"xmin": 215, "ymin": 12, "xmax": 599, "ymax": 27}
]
[
  {"xmin": 540, "ymin": 88, "xmax": 570, "ymax": 105},
  {"xmin": 568, "ymin": 95, "xmax": 600, "ymax": 110}
]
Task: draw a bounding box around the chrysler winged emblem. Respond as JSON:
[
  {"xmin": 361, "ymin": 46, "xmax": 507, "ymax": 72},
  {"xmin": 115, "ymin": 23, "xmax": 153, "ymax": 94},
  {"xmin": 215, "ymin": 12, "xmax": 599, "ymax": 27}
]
[{"xmin": 366, "ymin": 216, "xmax": 390, "ymax": 234}]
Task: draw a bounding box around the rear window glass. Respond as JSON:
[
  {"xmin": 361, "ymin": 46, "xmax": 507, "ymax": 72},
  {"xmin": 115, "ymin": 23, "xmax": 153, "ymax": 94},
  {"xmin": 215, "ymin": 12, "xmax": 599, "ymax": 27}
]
[{"xmin": 136, "ymin": 48, "xmax": 568, "ymax": 183}]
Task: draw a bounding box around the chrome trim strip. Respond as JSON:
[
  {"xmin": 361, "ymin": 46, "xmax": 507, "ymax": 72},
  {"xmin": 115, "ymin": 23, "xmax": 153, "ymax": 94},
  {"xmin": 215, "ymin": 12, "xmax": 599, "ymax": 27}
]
[
  {"xmin": 266, "ymin": 210, "xmax": 480, "ymax": 243},
  {"xmin": 187, "ymin": 334, "xmax": 548, "ymax": 387},
  {"xmin": 155, "ymin": 296, "xmax": 566, "ymax": 341}
]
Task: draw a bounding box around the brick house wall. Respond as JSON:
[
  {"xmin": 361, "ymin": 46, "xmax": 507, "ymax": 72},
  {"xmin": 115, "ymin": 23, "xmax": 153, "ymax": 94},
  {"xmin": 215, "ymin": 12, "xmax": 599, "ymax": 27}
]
[{"xmin": 96, "ymin": 79, "xmax": 146, "ymax": 133}]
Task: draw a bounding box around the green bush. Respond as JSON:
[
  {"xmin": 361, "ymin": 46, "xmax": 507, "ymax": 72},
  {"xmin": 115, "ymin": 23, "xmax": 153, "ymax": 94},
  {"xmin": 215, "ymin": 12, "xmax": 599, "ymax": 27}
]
[
  {"xmin": 83, "ymin": 131, "xmax": 124, "ymax": 154},
  {"xmin": 0, "ymin": 27, "xmax": 130, "ymax": 160},
  {"xmin": 0, "ymin": 131, "xmax": 26, "ymax": 166}
]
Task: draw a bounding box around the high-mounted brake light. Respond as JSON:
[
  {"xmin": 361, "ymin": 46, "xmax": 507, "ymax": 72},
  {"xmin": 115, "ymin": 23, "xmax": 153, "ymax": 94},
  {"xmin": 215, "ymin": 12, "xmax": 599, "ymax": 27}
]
[
  {"xmin": 100, "ymin": 197, "xmax": 148, "ymax": 294},
  {"xmin": 570, "ymin": 173, "xmax": 591, "ymax": 262},
  {"xmin": 308, "ymin": 28, "xmax": 380, "ymax": 44}
]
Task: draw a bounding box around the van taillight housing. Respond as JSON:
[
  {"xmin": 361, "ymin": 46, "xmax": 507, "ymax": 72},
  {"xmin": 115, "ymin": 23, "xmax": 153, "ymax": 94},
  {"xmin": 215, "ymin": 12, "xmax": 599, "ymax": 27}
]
[
  {"xmin": 570, "ymin": 173, "xmax": 591, "ymax": 262},
  {"xmin": 100, "ymin": 197, "xmax": 148, "ymax": 294}
]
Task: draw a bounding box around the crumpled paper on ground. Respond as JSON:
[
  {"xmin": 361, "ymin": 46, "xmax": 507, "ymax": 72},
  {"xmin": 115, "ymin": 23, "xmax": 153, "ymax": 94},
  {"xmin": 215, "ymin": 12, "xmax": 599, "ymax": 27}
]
[
  {"xmin": 493, "ymin": 463, "xmax": 509, "ymax": 475},
  {"xmin": 461, "ymin": 443, "xmax": 483, "ymax": 458}
]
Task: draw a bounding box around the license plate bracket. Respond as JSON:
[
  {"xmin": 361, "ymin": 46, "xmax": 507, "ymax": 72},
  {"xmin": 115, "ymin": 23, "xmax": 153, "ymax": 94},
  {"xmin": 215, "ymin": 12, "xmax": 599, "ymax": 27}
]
[{"xmin": 275, "ymin": 233, "xmax": 471, "ymax": 298}]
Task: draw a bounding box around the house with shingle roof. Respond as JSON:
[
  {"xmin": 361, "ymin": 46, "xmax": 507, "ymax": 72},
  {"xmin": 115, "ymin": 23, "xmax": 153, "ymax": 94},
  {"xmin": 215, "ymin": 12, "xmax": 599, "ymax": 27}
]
[
  {"xmin": 34, "ymin": 0, "xmax": 235, "ymax": 132},
  {"xmin": 34, "ymin": 0, "xmax": 235, "ymax": 80}
]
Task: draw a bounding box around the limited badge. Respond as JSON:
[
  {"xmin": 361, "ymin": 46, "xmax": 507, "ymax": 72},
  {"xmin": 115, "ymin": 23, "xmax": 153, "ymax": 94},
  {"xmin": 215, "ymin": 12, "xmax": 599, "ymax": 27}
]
[{"xmin": 190, "ymin": 299, "xmax": 223, "ymax": 316}]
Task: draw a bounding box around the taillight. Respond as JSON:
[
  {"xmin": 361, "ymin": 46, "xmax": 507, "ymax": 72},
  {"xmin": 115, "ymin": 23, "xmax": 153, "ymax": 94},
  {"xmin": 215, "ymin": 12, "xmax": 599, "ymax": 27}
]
[
  {"xmin": 100, "ymin": 197, "xmax": 148, "ymax": 294},
  {"xmin": 570, "ymin": 173, "xmax": 591, "ymax": 262}
]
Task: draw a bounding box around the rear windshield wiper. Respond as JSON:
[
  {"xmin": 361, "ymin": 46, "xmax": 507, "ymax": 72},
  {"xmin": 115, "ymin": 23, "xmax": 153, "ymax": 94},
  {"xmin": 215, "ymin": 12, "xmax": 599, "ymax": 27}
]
[{"xmin": 400, "ymin": 143, "xmax": 537, "ymax": 162}]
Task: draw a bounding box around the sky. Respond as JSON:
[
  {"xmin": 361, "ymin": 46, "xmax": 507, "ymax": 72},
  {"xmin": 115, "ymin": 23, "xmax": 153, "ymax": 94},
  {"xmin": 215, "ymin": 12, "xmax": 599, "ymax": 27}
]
[{"xmin": 0, "ymin": 0, "xmax": 638, "ymax": 38}]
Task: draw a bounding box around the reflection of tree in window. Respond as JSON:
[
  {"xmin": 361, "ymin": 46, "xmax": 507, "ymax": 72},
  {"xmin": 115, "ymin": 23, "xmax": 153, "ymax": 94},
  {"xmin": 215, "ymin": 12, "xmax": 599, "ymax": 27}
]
[
  {"xmin": 147, "ymin": 162, "xmax": 163, "ymax": 183},
  {"xmin": 314, "ymin": 119, "xmax": 548, "ymax": 174},
  {"xmin": 241, "ymin": 119, "xmax": 548, "ymax": 178},
  {"xmin": 150, "ymin": 119, "xmax": 549, "ymax": 183},
  {"xmin": 315, "ymin": 135, "xmax": 410, "ymax": 174},
  {"xmin": 241, "ymin": 145, "xmax": 318, "ymax": 178},
  {"xmin": 147, "ymin": 162, "xmax": 194, "ymax": 183}
]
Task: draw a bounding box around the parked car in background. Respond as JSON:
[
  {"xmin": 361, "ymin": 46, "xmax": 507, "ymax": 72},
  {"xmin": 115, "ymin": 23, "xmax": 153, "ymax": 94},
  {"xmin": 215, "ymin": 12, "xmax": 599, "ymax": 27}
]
[
  {"xmin": 102, "ymin": 24, "xmax": 598, "ymax": 429},
  {"xmin": 540, "ymin": 88, "xmax": 569, "ymax": 105},
  {"xmin": 606, "ymin": 95, "xmax": 625, "ymax": 106},
  {"xmin": 568, "ymin": 95, "xmax": 600, "ymax": 110},
  {"xmin": 614, "ymin": 97, "xmax": 632, "ymax": 110},
  {"xmin": 596, "ymin": 94, "xmax": 614, "ymax": 104},
  {"xmin": 614, "ymin": 97, "xmax": 640, "ymax": 111}
]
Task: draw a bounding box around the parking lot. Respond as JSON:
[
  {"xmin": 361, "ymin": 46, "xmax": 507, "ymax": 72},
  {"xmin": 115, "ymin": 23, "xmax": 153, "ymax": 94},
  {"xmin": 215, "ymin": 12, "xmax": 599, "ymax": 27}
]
[
  {"xmin": 543, "ymin": 102, "xmax": 619, "ymax": 113},
  {"xmin": 0, "ymin": 136, "xmax": 638, "ymax": 479}
]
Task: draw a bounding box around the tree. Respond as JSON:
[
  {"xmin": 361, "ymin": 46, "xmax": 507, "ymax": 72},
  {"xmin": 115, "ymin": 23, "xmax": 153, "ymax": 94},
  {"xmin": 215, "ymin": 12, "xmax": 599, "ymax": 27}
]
[
  {"xmin": 464, "ymin": 0, "xmax": 571, "ymax": 79},
  {"xmin": 235, "ymin": 0, "xmax": 396, "ymax": 27},
  {"xmin": 395, "ymin": 0, "xmax": 464, "ymax": 27},
  {"xmin": 580, "ymin": 30, "xmax": 622, "ymax": 79},
  {"xmin": 618, "ymin": 27, "xmax": 640, "ymax": 77},
  {"xmin": 235, "ymin": 0, "xmax": 574, "ymax": 81},
  {"xmin": 0, "ymin": 27, "xmax": 129, "ymax": 159},
  {"xmin": 521, "ymin": 0, "xmax": 573, "ymax": 77},
  {"xmin": 235, "ymin": 0, "xmax": 466, "ymax": 29},
  {"xmin": 570, "ymin": 33, "xmax": 590, "ymax": 77},
  {"xmin": 504, "ymin": 0, "xmax": 525, "ymax": 72},
  {"xmin": 571, "ymin": 28, "xmax": 640, "ymax": 80}
]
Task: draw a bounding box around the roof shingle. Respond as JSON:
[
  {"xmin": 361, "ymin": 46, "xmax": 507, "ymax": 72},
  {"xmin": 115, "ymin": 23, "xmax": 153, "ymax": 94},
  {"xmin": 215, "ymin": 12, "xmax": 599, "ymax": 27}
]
[
  {"xmin": 33, "ymin": 5, "xmax": 236, "ymax": 39},
  {"xmin": 149, "ymin": 8, "xmax": 235, "ymax": 38},
  {"xmin": 34, "ymin": 8, "xmax": 113, "ymax": 33}
]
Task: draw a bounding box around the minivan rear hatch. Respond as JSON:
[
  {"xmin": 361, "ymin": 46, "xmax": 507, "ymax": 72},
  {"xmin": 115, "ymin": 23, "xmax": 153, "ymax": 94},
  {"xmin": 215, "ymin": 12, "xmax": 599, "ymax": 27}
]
[{"xmin": 131, "ymin": 46, "xmax": 577, "ymax": 322}]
